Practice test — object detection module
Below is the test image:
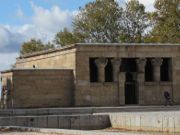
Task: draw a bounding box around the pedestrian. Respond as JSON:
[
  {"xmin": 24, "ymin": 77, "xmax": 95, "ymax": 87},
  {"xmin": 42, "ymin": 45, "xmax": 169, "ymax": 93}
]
[{"xmin": 164, "ymin": 91, "xmax": 172, "ymax": 106}]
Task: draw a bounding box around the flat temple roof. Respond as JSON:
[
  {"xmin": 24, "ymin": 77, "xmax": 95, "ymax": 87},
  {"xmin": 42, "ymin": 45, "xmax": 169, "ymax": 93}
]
[
  {"xmin": 1, "ymin": 68, "xmax": 73, "ymax": 74},
  {"xmin": 18, "ymin": 43, "xmax": 180, "ymax": 59}
]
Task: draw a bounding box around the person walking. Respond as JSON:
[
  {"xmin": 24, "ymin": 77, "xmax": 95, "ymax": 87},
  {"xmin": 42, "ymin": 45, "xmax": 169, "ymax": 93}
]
[{"xmin": 164, "ymin": 91, "xmax": 172, "ymax": 106}]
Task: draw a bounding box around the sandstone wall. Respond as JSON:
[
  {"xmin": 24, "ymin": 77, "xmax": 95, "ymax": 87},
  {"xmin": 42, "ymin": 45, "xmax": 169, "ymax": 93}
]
[
  {"xmin": 1, "ymin": 72, "xmax": 13, "ymax": 87},
  {"xmin": 173, "ymin": 48, "xmax": 180, "ymax": 104},
  {"xmin": 75, "ymin": 44, "xmax": 178, "ymax": 106},
  {"xmin": 15, "ymin": 47, "xmax": 76, "ymax": 70},
  {"xmin": 8, "ymin": 69, "xmax": 74, "ymax": 108},
  {"xmin": 0, "ymin": 72, "xmax": 13, "ymax": 108},
  {"xmin": 75, "ymin": 83, "xmax": 118, "ymax": 107},
  {"xmin": 6, "ymin": 44, "xmax": 180, "ymax": 107},
  {"xmin": 143, "ymin": 82, "xmax": 172, "ymax": 105}
]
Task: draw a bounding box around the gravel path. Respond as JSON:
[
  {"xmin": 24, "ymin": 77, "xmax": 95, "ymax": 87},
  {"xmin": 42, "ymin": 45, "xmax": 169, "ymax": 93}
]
[{"xmin": 0, "ymin": 132, "xmax": 65, "ymax": 135}]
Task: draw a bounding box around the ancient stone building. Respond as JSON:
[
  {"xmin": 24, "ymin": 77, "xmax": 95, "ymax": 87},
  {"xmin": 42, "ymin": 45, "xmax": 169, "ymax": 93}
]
[{"xmin": 1, "ymin": 43, "xmax": 180, "ymax": 108}]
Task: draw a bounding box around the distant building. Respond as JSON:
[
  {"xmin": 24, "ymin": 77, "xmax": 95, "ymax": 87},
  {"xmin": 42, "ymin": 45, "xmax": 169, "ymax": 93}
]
[{"xmin": 1, "ymin": 43, "xmax": 180, "ymax": 108}]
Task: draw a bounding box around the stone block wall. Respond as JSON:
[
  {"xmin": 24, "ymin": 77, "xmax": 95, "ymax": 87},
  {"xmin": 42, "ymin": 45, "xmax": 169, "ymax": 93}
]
[
  {"xmin": 109, "ymin": 111, "xmax": 180, "ymax": 133},
  {"xmin": 173, "ymin": 50, "xmax": 180, "ymax": 104},
  {"xmin": 3, "ymin": 43, "xmax": 180, "ymax": 107},
  {"xmin": 75, "ymin": 83, "xmax": 118, "ymax": 107},
  {"xmin": 143, "ymin": 82, "xmax": 172, "ymax": 105},
  {"xmin": 15, "ymin": 47, "xmax": 76, "ymax": 70},
  {"xmin": 0, "ymin": 114, "xmax": 110, "ymax": 130},
  {"xmin": 0, "ymin": 72, "xmax": 13, "ymax": 108},
  {"xmin": 1, "ymin": 69, "xmax": 74, "ymax": 108},
  {"xmin": 75, "ymin": 44, "xmax": 178, "ymax": 106}
]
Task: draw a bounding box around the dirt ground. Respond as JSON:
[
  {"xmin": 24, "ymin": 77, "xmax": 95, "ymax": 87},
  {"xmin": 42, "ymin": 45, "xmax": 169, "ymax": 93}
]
[
  {"xmin": 0, "ymin": 132, "xmax": 66, "ymax": 135},
  {"xmin": 0, "ymin": 129, "xmax": 65, "ymax": 135},
  {"xmin": 0, "ymin": 128, "xmax": 179, "ymax": 135}
]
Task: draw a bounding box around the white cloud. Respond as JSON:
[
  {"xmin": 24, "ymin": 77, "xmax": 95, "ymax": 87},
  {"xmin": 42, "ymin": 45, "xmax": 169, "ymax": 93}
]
[
  {"xmin": 0, "ymin": 26, "xmax": 9, "ymax": 48},
  {"xmin": 138, "ymin": 0, "xmax": 155, "ymax": 6},
  {"xmin": 0, "ymin": 53, "xmax": 19, "ymax": 93},
  {"xmin": 0, "ymin": 3, "xmax": 74, "ymax": 72},
  {"xmin": 0, "ymin": 25, "xmax": 25, "ymax": 52},
  {"xmin": 31, "ymin": 2, "xmax": 73, "ymax": 33},
  {"xmin": 0, "ymin": 53, "xmax": 19, "ymax": 71},
  {"xmin": 117, "ymin": 0, "xmax": 155, "ymax": 11},
  {"xmin": 138, "ymin": 0, "xmax": 155, "ymax": 11},
  {"xmin": 0, "ymin": 3, "xmax": 74, "ymax": 52},
  {"xmin": 0, "ymin": 0, "xmax": 156, "ymax": 72}
]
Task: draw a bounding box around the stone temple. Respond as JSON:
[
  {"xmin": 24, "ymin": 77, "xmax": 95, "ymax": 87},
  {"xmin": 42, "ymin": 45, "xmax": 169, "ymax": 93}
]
[{"xmin": 1, "ymin": 43, "xmax": 180, "ymax": 109}]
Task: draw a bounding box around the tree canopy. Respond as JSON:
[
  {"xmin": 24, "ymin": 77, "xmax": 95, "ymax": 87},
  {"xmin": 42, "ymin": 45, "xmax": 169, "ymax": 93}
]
[
  {"xmin": 55, "ymin": 0, "xmax": 152, "ymax": 45},
  {"xmin": 73, "ymin": 0, "xmax": 123, "ymax": 43},
  {"xmin": 150, "ymin": 0, "xmax": 180, "ymax": 43},
  {"xmin": 55, "ymin": 28, "xmax": 84, "ymax": 46},
  {"xmin": 21, "ymin": 0, "xmax": 180, "ymax": 54},
  {"xmin": 120, "ymin": 0, "xmax": 149, "ymax": 43},
  {"xmin": 20, "ymin": 39, "xmax": 54, "ymax": 55}
]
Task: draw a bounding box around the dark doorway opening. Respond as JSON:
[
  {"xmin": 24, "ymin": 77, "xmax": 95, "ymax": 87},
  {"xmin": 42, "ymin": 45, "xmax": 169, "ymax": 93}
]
[
  {"xmin": 105, "ymin": 58, "xmax": 113, "ymax": 82},
  {"xmin": 125, "ymin": 72, "xmax": 137, "ymax": 104},
  {"xmin": 121, "ymin": 58, "xmax": 137, "ymax": 105},
  {"xmin": 161, "ymin": 58, "xmax": 171, "ymax": 81},
  {"xmin": 120, "ymin": 58, "xmax": 137, "ymax": 72},
  {"xmin": 145, "ymin": 58, "xmax": 153, "ymax": 82},
  {"xmin": 89, "ymin": 58, "xmax": 98, "ymax": 82}
]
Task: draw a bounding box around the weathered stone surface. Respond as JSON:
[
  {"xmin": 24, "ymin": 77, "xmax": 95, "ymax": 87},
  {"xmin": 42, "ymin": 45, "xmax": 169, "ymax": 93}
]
[
  {"xmin": 59, "ymin": 116, "xmax": 71, "ymax": 129},
  {"xmin": 47, "ymin": 116, "xmax": 59, "ymax": 128},
  {"xmin": 2, "ymin": 43, "xmax": 180, "ymax": 107},
  {"xmin": 37, "ymin": 116, "xmax": 47, "ymax": 128},
  {"xmin": 109, "ymin": 111, "xmax": 180, "ymax": 133},
  {"xmin": 1, "ymin": 70, "xmax": 74, "ymax": 108}
]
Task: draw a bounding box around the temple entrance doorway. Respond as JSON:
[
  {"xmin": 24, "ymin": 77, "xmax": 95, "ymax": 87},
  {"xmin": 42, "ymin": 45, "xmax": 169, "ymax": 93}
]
[
  {"xmin": 121, "ymin": 58, "xmax": 138, "ymax": 105},
  {"xmin": 125, "ymin": 72, "xmax": 137, "ymax": 104}
]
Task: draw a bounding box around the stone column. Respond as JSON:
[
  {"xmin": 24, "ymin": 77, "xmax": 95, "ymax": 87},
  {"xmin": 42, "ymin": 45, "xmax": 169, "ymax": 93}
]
[
  {"xmin": 136, "ymin": 58, "xmax": 147, "ymax": 73},
  {"xmin": 136, "ymin": 58, "xmax": 147, "ymax": 105},
  {"xmin": 111, "ymin": 58, "xmax": 121, "ymax": 82},
  {"xmin": 119, "ymin": 72, "xmax": 126, "ymax": 105},
  {"xmin": 95, "ymin": 58, "xmax": 108, "ymax": 83},
  {"xmin": 151, "ymin": 58, "xmax": 163, "ymax": 82}
]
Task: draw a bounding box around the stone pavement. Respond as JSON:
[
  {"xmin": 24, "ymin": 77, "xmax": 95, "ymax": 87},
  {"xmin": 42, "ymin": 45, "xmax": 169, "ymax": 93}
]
[{"xmin": 0, "ymin": 127, "xmax": 179, "ymax": 135}]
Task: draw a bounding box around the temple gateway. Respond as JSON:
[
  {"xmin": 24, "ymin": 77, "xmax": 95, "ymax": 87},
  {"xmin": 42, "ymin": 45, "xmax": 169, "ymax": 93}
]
[{"xmin": 1, "ymin": 43, "xmax": 180, "ymax": 108}]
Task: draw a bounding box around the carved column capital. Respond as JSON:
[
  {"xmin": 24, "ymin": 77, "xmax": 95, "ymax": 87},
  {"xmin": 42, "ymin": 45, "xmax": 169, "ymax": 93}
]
[
  {"xmin": 151, "ymin": 58, "xmax": 163, "ymax": 82},
  {"xmin": 111, "ymin": 58, "xmax": 122, "ymax": 66},
  {"xmin": 151, "ymin": 58, "xmax": 163, "ymax": 67},
  {"xmin": 95, "ymin": 57, "xmax": 108, "ymax": 82},
  {"xmin": 95, "ymin": 57, "xmax": 108, "ymax": 68},
  {"xmin": 111, "ymin": 58, "xmax": 122, "ymax": 82},
  {"xmin": 136, "ymin": 58, "xmax": 147, "ymax": 73}
]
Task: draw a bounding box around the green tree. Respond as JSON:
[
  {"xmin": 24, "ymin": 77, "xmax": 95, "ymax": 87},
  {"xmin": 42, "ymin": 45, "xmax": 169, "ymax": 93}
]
[
  {"xmin": 55, "ymin": 0, "xmax": 122, "ymax": 45},
  {"xmin": 120, "ymin": 0, "xmax": 149, "ymax": 43},
  {"xmin": 55, "ymin": 28, "xmax": 84, "ymax": 46},
  {"xmin": 72, "ymin": 0, "xmax": 123, "ymax": 43},
  {"xmin": 55, "ymin": 0, "xmax": 122, "ymax": 46},
  {"xmin": 20, "ymin": 39, "xmax": 54, "ymax": 55},
  {"xmin": 150, "ymin": 0, "xmax": 180, "ymax": 43}
]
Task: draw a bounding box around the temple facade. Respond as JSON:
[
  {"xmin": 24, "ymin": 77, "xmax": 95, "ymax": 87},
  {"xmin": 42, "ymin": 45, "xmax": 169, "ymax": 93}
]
[{"xmin": 1, "ymin": 43, "xmax": 180, "ymax": 108}]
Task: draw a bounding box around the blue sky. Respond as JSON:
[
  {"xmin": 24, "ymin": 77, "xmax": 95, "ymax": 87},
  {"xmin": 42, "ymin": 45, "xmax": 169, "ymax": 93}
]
[
  {"xmin": 0, "ymin": 0, "xmax": 155, "ymax": 82},
  {"xmin": 0, "ymin": 0, "xmax": 95, "ymax": 26},
  {"xmin": 0, "ymin": 0, "xmax": 155, "ymax": 93}
]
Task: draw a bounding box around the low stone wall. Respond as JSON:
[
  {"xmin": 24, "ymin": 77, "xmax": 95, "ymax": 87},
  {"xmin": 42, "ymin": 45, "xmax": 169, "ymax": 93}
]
[
  {"xmin": 1, "ymin": 69, "xmax": 74, "ymax": 108},
  {"xmin": 109, "ymin": 111, "xmax": 180, "ymax": 133},
  {"xmin": 1, "ymin": 107, "xmax": 180, "ymax": 132},
  {"xmin": 0, "ymin": 114, "xmax": 110, "ymax": 130},
  {"xmin": 1, "ymin": 106, "xmax": 180, "ymax": 116}
]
